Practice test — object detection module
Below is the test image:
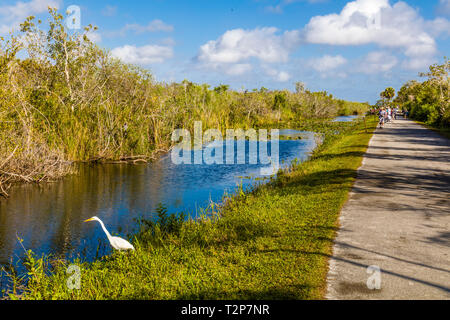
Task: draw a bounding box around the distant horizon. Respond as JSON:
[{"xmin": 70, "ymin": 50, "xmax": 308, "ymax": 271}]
[{"xmin": 1, "ymin": 0, "xmax": 449, "ymax": 104}]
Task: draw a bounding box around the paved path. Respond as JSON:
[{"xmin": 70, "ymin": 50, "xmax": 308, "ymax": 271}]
[{"xmin": 326, "ymin": 118, "xmax": 450, "ymax": 300}]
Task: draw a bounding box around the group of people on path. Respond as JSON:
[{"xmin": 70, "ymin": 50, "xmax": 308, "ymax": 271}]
[{"xmin": 377, "ymin": 106, "xmax": 407, "ymax": 129}]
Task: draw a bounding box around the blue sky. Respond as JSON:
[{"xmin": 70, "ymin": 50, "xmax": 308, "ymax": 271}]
[{"xmin": 0, "ymin": 0, "xmax": 449, "ymax": 103}]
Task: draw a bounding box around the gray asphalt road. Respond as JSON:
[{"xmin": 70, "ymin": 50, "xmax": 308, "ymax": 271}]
[{"xmin": 326, "ymin": 118, "xmax": 450, "ymax": 300}]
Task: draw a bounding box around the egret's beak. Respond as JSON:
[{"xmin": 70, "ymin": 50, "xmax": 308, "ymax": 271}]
[{"xmin": 84, "ymin": 218, "xmax": 95, "ymax": 222}]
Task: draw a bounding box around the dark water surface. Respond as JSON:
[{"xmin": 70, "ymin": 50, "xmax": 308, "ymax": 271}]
[{"xmin": 0, "ymin": 131, "xmax": 318, "ymax": 274}]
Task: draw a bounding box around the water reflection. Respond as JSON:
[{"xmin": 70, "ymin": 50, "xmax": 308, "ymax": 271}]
[
  {"xmin": 0, "ymin": 131, "xmax": 317, "ymax": 270},
  {"xmin": 333, "ymin": 115, "xmax": 360, "ymax": 122}
]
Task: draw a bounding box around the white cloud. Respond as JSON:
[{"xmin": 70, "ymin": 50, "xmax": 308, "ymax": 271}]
[
  {"xmin": 194, "ymin": 61, "xmax": 252, "ymax": 77},
  {"xmin": 225, "ymin": 63, "xmax": 253, "ymax": 76},
  {"xmin": 401, "ymin": 56, "xmax": 436, "ymax": 71},
  {"xmin": 264, "ymin": 67, "xmax": 291, "ymax": 82},
  {"xmin": 122, "ymin": 20, "xmax": 174, "ymax": 34},
  {"xmin": 265, "ymin": 5, "xmax": 283, "ymax": 14},
  {"xmin": 277, "ymin": 71, "xmax": 291, "ymax": 82},
  {"xmin": 426, "ymin": 17, "xmax": 450, "ymax": 37},
  {"xmin": 305, "ymin": 0, "xmax": 389, "ymax": 45},
  {"xmin": 437, "ymin": 0, "xmax": 450, "ymax": 16},
  {"xmin": 86, "ymin": 31, "xmax": 102, "ymax": 43},
  {"xmin": 0, "ymin": 0, "xmax": 61, "ymax": 35},
  {"xmin": 197, "ymin": 27, "xmax": 301, "ymax": 65},
  {"xmin": 160, "ymin": 37, "xmax": 176, "ymax": 46},
  {"xmin": 265, "ymin": 0, "xmax": 328, "ymax": 14},
  {"xmin": 101, "ymin": 5, "xmax": 117, "ymax": 17},
  {"xmin": 309, "ymin": 55, "xmax": 347, "ymax": 72},
  {"xmin": 195, "ymin": 27, "xmax": 300, "ymax": 78},
  {"xmin": 104, "ymin": 20, "xmax": 174, "ymax": 39},
  {"xmin": 110, "ymin": 44, "xmax": 173, "ymax": 65},
  {"xmin": 274, "ymin": 71, "xmax": 291, "ymax": 82},
  {"xmin": 359, "ymin": 51, "xmax": 397, "ymax": 74},
  {"xmin": 304, "ymin": 0, "xmax": 448, "ymax": 70}
]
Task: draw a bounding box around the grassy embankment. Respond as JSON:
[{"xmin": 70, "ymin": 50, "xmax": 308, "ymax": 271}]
[{"xmin": 5, "ymin": 116, "xmax": 378, "ymax": 300}]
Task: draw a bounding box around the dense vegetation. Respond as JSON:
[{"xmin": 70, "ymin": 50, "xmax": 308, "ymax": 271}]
[
  {"xmin": 3, "ymin": 116, "xmax": 378, "ymax": 300},
  {"xmin": 0, "ymin": 9, "xmax": 368, "ymax": 197},
  {"xmin": 394, "ymin": 58, "xmax": 449, "ymax": 129}
]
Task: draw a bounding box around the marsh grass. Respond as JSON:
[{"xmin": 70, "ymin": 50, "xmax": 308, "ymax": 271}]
[{"xmin": 3, "ymin": 117, "xmax": 378, "ymax": 300}]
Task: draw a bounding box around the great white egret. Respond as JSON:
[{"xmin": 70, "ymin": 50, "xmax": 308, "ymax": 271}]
[{"xmin": 84, "ymin": 216, "xmax": 135, "ymax": 251}]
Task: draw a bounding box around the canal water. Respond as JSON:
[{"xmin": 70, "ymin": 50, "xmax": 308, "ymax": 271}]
[
  {"xmin": 0, "ymin": 130, "xmax": 319, "ymax": 279},
  {"xmin": 333, "ymin": 115, "xmax": 360, "ymax": 122}
]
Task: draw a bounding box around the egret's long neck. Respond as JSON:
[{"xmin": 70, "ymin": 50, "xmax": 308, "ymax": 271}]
[{"xmin": 97, "ymin": 219, "xmax": 112, "ymax": 240}]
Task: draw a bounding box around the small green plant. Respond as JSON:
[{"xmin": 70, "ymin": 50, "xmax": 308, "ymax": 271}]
[{"xmin": 135, "ymin": 204, "xmax": 186, "ymax": 245}]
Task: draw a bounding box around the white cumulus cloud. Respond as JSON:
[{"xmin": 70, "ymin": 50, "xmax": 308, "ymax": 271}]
[
  {"xmin": 359, "ymin": 51, "xmax": 398, "ymax": 74},
  {"xmin": 86, "ymin": 31, "xmax": 102, "ymax": 43},
  {"xmin": 309, "ymin": 55, "xmax": 347, "ymax": 72},
  {"xmin": 277, "ymin": 71, "xmax": 291, "ymax": 82},
  {"xmin": 304, "ymin": 0, "xmax": 448, "ymax": 70},
  {"xmin": 0, "ymin": 0, "xmax": 61, "ymax": 35},
  {"xmin": 196, "ymin": 27, "xmax": 300, "ymax": 78},
  {"xmin": 110, "ymin": 44, "xmax": 173, "ymax": 65},
  {"xmin": 437, "ymin": 0, "xmax": 450, "ymax": 16},
  {"xmin": 266, "ymin": 0, "xmax": 329, "ymax": 14},
  {"xmin": 101, "ymin": 5, "xmax": 117, "ymax": 17},
  {"xmin": 197, "ymin": 27, "xmax": 301, "ymax": 65},
  {"xmin": 225, "ymin": 63, "xmax": 253, "ymax": 76},
  {"xmin": 264, "ymin": 67, "xmax": 291, "ymax": 82},
  {"xmin": 121, "ymin": 20, "xmax": 174, "ymax": 34},
  {"xmin": 104, "ymin": 20, "xmax": 174, "ymax": 39}
]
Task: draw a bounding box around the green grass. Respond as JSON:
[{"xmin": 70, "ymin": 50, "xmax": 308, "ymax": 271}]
[{"xmin": 4, "ymin": 117, "xmax": 378, "ymax": 300}]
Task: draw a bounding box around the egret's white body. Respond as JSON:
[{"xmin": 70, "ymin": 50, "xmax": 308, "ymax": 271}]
[{"xmin": 84, "ymin": 216, "xmax": 135, "ymax": 251}]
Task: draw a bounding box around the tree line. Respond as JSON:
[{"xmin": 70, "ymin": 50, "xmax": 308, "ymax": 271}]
[{"xmin": 377, "ymin": 58, "xmax": 449, "ymax": 128}]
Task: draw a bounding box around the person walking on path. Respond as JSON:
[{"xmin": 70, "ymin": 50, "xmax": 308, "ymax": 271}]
[{"xmin": 378, "ymin": 108, "xmax": 386, "ymax": 129}]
